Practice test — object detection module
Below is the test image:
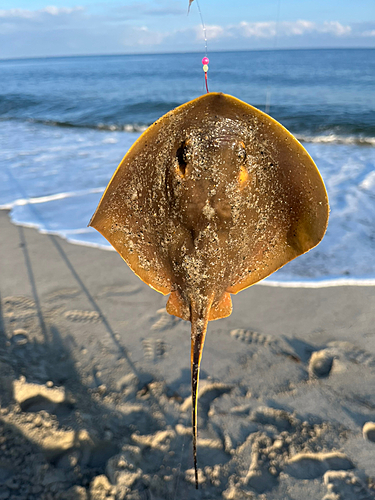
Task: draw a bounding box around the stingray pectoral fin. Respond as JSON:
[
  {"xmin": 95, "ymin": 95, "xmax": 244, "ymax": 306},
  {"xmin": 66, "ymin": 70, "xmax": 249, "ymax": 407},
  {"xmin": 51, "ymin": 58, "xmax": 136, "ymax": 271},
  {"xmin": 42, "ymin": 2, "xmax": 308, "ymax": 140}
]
[
  {"xmin": 89, "ymin": 216, "xmax": 171, "ymax": 295},
  {"xmin": 227, "ymin": 250, "xmax": 297, "ymax": 294},
  {"xmin": 89, "ymin": 106, "xmax": 183, "ymax": 296},
  {"xmin": 226, "ymin": 93, "xmax": 329, "ymax": 294},
  {"xmin": 208, "ymin": 293, "xmax": 232, "ymax": 320},
  {"xmin": 227, "ymin": 202, "xmax": 328, "ymax": 295},
  {"xmin": 166, "ymin": 291, "xmax": 191, "ymax": 321},
  {"xmin": 227, "ymin": 220, "xmax": 324, "ymax": 295}
]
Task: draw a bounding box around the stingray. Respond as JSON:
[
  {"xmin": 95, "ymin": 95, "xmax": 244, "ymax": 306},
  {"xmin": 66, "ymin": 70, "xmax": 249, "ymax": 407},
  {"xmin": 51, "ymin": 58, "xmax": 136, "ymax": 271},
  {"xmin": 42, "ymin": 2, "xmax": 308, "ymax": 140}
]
[{"xmin": 89, "ymin": 92, "xmax": 329, "ymax": 488}]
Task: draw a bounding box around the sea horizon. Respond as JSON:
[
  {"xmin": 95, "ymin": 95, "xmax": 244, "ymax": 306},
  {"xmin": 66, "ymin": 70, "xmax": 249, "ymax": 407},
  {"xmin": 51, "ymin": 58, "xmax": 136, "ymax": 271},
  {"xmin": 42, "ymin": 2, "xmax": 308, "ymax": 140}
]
[{"xmin": 1, "ymin": 46, "xmax": 374, "ymax": 63}]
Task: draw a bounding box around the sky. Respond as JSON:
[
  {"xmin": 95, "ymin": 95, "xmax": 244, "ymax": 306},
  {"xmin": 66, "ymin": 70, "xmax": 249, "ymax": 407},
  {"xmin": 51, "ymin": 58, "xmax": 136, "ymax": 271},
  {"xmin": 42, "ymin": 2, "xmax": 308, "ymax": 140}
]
[{"xmin": 0, "ymin": 0, "xmax": 374, "ymax": 59}]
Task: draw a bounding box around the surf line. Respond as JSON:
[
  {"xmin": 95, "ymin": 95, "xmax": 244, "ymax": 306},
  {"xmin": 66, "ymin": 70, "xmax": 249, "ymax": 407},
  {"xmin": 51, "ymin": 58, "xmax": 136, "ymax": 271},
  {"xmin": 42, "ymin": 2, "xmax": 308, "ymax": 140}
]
[{"xmin": 261, "ymin": 278, "xmax": 375, "ymax": 288}]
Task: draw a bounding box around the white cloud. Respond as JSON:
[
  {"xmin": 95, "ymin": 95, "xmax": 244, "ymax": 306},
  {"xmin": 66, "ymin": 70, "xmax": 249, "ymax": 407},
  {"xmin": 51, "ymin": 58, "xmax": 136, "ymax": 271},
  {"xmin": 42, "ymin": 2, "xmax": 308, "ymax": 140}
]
[
  {"xmin": 321, "ymin": 21, "xmax": 351, "ymax": 36},
  {"xmin": 112, "ymin": 1, "xmax": 184, "ymax": 19},
  {"xmin": 0, "ymin": 8, "xmax": 33, "ymax": 19},
  {"xmin": 216, "ymin": 19, "xmax": 351, "ymax": 40},
  {"xmin": 43, "ymin": 6, "xmax": 84, "ymax": 16},
  {"xmin": 0, "ymin": 6, "xmax": 84, "ymax": 19},
  {"xmin": 196, "ymin": 24, "xmax": 225, "ymax": 40},
  {"xmin": 362, "ymin": 30, "xmax": 375, "ymax": 37},
  {"xmin": 287, "ymin": 20, "xmax": 315, "ymax": 35},
  {"xmin": 238, "ymin": 21, "xmax": 278, "ymax": 38},
  {"xmin": 0, "ymin": 5, "xmax": 372, "ymax": 59},
  {"xmin": 121, "ymin": 25, "xmax": 166, "ymax": 46}
]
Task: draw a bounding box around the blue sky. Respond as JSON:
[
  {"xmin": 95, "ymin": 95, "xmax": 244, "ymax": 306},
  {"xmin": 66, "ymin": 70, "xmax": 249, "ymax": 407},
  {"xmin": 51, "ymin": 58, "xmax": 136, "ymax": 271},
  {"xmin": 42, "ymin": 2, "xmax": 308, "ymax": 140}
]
[{"xmin": 1, "ymin": 0, "xmax": 374, "ymax": 58}]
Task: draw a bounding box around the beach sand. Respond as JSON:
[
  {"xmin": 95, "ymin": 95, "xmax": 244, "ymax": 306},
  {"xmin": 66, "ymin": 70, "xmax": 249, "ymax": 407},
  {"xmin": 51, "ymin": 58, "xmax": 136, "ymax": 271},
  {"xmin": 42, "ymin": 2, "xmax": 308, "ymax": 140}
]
[{"xmin": 0, "ymin": 209, "xmax": 374, "ymax": 499}]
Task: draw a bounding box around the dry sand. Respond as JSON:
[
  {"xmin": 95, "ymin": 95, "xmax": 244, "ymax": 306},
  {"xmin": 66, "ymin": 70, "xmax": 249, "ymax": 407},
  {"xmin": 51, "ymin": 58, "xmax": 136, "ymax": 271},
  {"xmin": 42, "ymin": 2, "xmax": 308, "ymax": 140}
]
[{"xmin": 0, "ymin": 209, "xmax": 374, "ymax": 500}]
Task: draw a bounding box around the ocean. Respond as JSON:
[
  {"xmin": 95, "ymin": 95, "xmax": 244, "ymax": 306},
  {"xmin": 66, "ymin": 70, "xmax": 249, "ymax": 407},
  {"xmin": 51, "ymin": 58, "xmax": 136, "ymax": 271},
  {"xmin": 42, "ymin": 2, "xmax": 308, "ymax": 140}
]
[{"xmin": 1, "ymin": 49, "xmax": 374, "ymax": 285}]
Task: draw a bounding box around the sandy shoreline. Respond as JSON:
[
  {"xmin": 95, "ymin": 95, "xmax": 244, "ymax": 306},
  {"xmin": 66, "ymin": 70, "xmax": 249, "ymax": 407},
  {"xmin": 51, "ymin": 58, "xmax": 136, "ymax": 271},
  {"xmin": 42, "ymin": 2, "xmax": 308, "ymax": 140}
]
[{"xmin": 0, "ymin": 209, "xmax": 374, "ymax": 499}]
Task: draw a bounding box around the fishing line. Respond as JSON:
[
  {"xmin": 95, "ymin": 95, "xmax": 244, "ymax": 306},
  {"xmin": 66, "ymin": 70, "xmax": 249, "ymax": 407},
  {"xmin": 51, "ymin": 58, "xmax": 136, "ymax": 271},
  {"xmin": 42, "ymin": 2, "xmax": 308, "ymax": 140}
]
[
  {"xmin": 196, "ymin": 0, "xmax": 210, "ymax": 93},
  {"xmin": 265, "ymin": 0, "xmax": 281, "ymax": 114},
  {"xmin": 190, "ymin": 0, "xmax": 210, "ymax": 93},
  {"xmin": 195, "ymin": 0, "xmax": 208, "ymax": 58}
]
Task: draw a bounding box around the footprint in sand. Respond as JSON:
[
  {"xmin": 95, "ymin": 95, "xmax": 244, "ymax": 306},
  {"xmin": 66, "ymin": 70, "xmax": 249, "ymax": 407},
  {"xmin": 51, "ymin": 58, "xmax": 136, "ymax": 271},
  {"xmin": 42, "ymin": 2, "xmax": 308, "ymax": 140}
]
[
  {"xmin": 64, "ymin": 310, "xmax": 101, "ymax": 324},
  {"xmin": 180, "ymin": 382, "xmax": 232, "ymax": 413},
  {"xmin": 98, "ymin": 284, "xmax": 142, "ymax": 298},
  {"xmin": 11, "ymin": 328, "xmax": 29, "ymax": 346},
  {"xmin": 230, "ymin": 329, "xmax": 275, "ymax": 347},
  {"xmin": 231, "ymin": 329, "xmax": 302, "ymax": 364},
  {"xmin": 3, "ymin": 296, "xmax": 37, "ymax": 320},
  {"xmin": 309, "ymin": 350, "xmax": 334, "ymax": 379},
  {"xmin": 45, "ymin": 288, "xmax": 81, "ymax": 302},
  {"xmin": 13, "ymin": 377, "xmax": 73, "ymax": 416},
  {"xmin": 226, "ymin": 406, "xmax": 354, "ymax": 496},
  {"xmin": 234, "ymin": 432, "xmax": 279, "ymax": 493},
  {"xmin": 142, "ymin": 338, "xmax": 167, "ymax": 362},
  {"xmin": 327, "ymin": 341, "xmax": 375, "ymax": 369},
  {"xmin": 310, "ymin": 342, "xmax": 375, "ymax": 380},
  {"xmin": 3, "ymin": 296, "xmax": 35, "ymax": 310},
  {"xmin": 323, "ymin": 470, "xmax": 373, "ymax": 500},
  {"xmin": 362, "ymin": 421, "xmax": 375, "ymax": 442},
  {"xmin": 285, "ymin": 451, "xmax": 353, "ymax": 479},
  {"xmin": 250, "ymin": 406, "xmax": 296, "ymax": 431},
  {"xmin": 151, "ymin": 308, "xmax": 180, "ymax": 331}
]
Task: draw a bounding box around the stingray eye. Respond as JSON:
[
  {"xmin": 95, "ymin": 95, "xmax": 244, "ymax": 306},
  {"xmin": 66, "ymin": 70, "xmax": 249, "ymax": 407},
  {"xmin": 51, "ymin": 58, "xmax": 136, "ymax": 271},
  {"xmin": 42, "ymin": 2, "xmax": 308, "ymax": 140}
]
[{"xmin": 176, "ymin": 141, "xmax": 191, "ymax": 177}]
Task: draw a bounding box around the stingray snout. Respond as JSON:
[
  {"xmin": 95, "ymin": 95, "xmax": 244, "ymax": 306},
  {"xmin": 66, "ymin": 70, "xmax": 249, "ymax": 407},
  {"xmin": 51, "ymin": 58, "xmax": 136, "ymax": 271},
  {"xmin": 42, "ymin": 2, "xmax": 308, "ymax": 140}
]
[
  {"xmin": 214, "ymin": 199, "xmax": 232, "ymax": 221},
  {"xmin": 200, "ymin": 197, "xmax": 231, "ymax": 223}
]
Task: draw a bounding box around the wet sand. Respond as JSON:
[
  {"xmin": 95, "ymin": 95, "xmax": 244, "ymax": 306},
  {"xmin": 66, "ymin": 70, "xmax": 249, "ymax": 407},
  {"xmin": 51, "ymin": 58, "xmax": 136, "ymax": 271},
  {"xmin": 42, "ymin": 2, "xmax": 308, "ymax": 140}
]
[{"xmin": 0, "ymin": 209, "xmax": 374, "ymax": 500}]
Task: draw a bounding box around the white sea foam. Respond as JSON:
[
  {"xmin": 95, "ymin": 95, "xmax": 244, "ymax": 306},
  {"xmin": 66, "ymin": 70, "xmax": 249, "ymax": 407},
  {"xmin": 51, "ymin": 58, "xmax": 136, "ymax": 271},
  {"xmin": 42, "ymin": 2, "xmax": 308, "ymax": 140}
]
[
  {"xmin": 261, "ymin": 278, "xmax": 375, "ymax": 288},
  {"xmin": 97, "ymin": 123, "xmax": 148, "ymax": 133},
  {"xmin": 296, "ymin": 134, "xmax": 375, "ymax": 146},
  {"xmin": 0, "ymin": 188, "xmax": 105, "ymax": 210}
]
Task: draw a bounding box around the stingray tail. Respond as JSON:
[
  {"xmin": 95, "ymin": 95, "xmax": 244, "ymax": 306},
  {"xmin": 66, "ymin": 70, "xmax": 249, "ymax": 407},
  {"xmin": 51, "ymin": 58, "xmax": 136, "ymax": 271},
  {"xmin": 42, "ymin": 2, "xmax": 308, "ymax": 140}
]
[{"xmin": 190, "ymin": 298, "xmax": 212, "ymax": 489}]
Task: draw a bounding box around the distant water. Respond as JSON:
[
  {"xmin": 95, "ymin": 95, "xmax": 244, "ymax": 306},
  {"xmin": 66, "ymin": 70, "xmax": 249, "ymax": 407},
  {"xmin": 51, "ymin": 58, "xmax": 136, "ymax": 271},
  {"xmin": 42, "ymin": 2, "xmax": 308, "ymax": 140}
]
[{"xmin": 1, "ymin": 49, "xmax": 374, "ymax": 284}]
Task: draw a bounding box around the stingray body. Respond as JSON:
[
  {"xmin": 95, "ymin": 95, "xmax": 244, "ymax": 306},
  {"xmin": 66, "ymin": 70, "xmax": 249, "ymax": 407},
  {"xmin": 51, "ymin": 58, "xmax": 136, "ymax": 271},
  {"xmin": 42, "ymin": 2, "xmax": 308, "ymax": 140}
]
[{"xmin": 89, "ymin": 92, "xmax": 329, "ymax": 488}]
